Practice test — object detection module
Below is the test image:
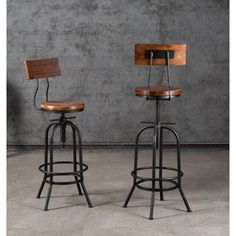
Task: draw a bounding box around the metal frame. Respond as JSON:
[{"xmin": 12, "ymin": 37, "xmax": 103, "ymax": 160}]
[
  {"xmin": 36, "ymin": 113, "xmax": 93, "ymax": 211},
  {"xmin": 123, "ymin": 99, "xmax": 191, "ymax": 220},
  {"xmin": 30, "ymin": 72, "xmax": 92, "ymax": 210},
  {"xmin": 33, "ymin": 78, "xmax": 50, "ymax": 110},
  {"xmin": 146, "ymin": 50, "xmax": 172, "ymax": 101}
]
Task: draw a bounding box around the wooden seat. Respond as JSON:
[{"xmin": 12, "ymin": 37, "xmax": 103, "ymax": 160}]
[
  {"xmin": 40, "ymin": 100, "xmax": 85, "ymax": 112},
  {"xmin": 135, "ymin": 86, "xmax": 182, "ymax": 98}
]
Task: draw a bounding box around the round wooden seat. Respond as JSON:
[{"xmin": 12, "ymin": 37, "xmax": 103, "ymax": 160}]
[
  {"xmin": 135, "ymin": 86, "xmax": 182, "ymax": 98},
  {"xmin": 40, "ymin": 100, "xmax": 85, "ymax": 112}
]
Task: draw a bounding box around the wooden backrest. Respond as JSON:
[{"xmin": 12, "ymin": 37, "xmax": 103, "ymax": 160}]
[
  {"xmin": 135, "ymin": 44, "xmax": 186, "ymax": 65},
  {"xmin": 24, "ymin": 57, "xmax": 61, "ymax": 80}
]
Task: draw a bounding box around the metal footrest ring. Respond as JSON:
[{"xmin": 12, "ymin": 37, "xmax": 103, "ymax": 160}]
[
  {"xmin": 131, "ymin": 166, "xmax": 183, "ymax": 192},
  {"xmin": 39, "ymin": 161, "xmax": 88, "ymax": 176},
  {"xmin": 131, "ymin": 166, "xmax": 183, "ymax": 181},
  {"xmin": 136, "ymin": 179, "xmax": 178, "ymax": 192},
  {"xmin": 42, "ymin": 175, "xmax": 82, "ymax": 185}
]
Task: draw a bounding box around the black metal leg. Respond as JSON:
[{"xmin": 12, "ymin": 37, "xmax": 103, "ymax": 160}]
[
  {"xmin": 44, "ymin": 124, "xmax": 60, "ymax": 211},
  {"xmin": 36, "ymin": 114, "xmax": 94, "ymax": 211},
  {"xmin": 149, "ymin": 127, "xmax": 158, "ymax": 220},
  {"xmin": 69, "ymin": 122, "xmax": 93, "ymax": 208},
  {"xmin": 36, "ymin": 179, "xmax": 46, "ymax": 199},
  {"xmin": 71, "ymin": 125, "xmax": 83, "ymax": 196},
  {"xmin": 36, "ymin": 123, "xmax": 55, "ymax": 199},
  {"xmin": 80, "ymin": 181, "xmax": 93, "ymax": 208},
  {"xmin": 162, "ymin": 127, "xmax": 192, "ymax": 212},
  {"xmin": 75, "ymin": 177, "xmax": 83, "ymax": 196},
  {"xmin": 179, "ymin": 187, "xmax": 191, "ymax": 212},
  {"xmin": 123, "ymin": 98, "xmax": 191, "ymax": 219},
  {"xmin": 123, "ymin": 183, "xmax": 135, "ymax": 208},
  {"xmin": 44, "ymin": 182, "xmax": 53, "ymax": 211},
  {"xmin": 123, "ymin": 126, "xmax": 154, "ymax": 208},
  {"xmin": 123, "ymin": 132, "xmax": 139, "ymax": 208},
  {"xmin": 149, "ymin": 192, "xmax": 155, "ymax": 220},
  {"xmin": 159, "ymin": 127, "xmax": 164, "ymax": 201}
]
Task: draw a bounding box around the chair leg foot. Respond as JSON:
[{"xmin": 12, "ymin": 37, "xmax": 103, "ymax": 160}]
[
  {"xmin": 149, "ymin": 191, "xmax": 156, "ymax": 220},
  {"xmin": 80, "ymin": 181, "xmax": 93, "ymax": 208},
  {"xmin": 123, "ymin": 184, "xmax": 136, "ymax": 208},
  {"xmin": 44, "ymin": 183, "xmax": 53, "ymax": 211},
  {"xmin": 36, "ymin": 179, "xmax": 46, "ymax": 199},
  {"xmin": 178, "ymin": 186, "xmax": 192, "ymax": 212}
]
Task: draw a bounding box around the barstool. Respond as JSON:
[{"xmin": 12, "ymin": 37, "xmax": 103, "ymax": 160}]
[
  {"xmin": 123, "ymin": 44, "xmax": 191, "ymax": 220},
  {"xmin": 24, "ymin": 58, "xmax": 93, "ymax": 211}
]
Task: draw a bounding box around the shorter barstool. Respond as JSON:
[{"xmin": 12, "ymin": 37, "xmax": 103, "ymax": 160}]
[
  {"xmin": 123, "ymin": 44, "xmax": 191, "ymax": 220},
  {"xmin": 24, "ymin": 58, "xmax": 93, "ymax": 210}
]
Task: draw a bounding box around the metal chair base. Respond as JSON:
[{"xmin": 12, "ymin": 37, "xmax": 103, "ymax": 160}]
[
  {"xmin": 123, "ymin": 100, "xmax": 191, "ymax": 220},
  {"xmin": 36, "ymin": 113, "xmax": 93, "ymax": 211}
]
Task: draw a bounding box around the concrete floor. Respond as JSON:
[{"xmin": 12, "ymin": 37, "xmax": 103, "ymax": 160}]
[{"xmin": 7, "ymin": 147, "xmax": 229, "ymax": 236}]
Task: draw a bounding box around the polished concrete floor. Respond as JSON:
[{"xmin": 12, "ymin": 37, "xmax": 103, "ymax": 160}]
[{"xmin": 7, "ymin": 146, "xmax": 229, "ymax": 236}]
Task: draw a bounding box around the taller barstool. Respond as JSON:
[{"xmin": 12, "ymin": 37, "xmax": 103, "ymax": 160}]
[
  {"xmin": 123, "ymin": 44, "xmax": 191, "ymax": 220},
  {"xmin": 24, "ymin": 58, "xmax": 93, "ymax": 211}
]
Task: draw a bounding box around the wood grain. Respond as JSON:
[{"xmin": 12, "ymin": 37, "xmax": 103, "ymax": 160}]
[
  {"xmin": 24, "ymin": 58, "xmax": 61, "ymax": 80},
  {"xmin": 40, "ymin": 100, "xmax": 85, "ymax": 111},
  {"xmin": 135, "ymin": 44, "xmax": 186, "ymax": 65},
  {"xmin": 135, "ymin": 86, "xmax": 182, "ymax": 97}
]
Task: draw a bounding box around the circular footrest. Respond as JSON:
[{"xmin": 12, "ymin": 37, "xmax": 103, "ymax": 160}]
[
  {"xmin": 136, "ymin": 179, "xmax": 178, "ymax": 192},
  {"xmin": 131, "ymin": 166, "xmax": 183, "ymax": 192},
  {"xmin": 43, "ymin": 175, "xmax": 81, "ymax": 185},
  {"xmin": 39, "ymin": 161, "xmax": 88, "ymax": 176}
]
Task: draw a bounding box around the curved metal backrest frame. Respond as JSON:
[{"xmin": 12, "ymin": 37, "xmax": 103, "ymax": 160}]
[{"xmin": 33, "ymin": 78, "xmax": 50, "ymax": 110}]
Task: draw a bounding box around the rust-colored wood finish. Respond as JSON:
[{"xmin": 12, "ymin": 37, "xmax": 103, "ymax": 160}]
[
  {"xmin": 135, "ymin": 44, "xmax": 186, "ymax": 65},
  {"xmin": 40, "ymin": 100, "xmax": 85, "ymax": 112},
  {"xmin": 24, "ymin": 58, "xmax": 61, "ymax": 80},
  {"xmin": 135, "ymin": 86, "xmax": 182, "ymax": 98}
]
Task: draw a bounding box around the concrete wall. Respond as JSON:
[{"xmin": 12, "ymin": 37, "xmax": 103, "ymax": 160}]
[{"xmin": 7, "ymin": 0, "xmax": 229, "ymax": 145}]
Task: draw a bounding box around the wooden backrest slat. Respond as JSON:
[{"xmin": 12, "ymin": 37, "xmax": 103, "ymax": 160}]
[
  {"xmin": 135, "ymin": 44, "xmax": 186, "ymax": 65},
  {"xmin": 24, "ymin": 57, "xmax": 61, "ymax": 80}
]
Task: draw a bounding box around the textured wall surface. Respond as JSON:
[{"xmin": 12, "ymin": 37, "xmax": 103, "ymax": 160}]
[{"xmin": 7, "ymin": 0, "xmax": 229, "ymax": 145}]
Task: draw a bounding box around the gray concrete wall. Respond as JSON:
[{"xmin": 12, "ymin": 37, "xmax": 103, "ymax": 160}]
[{"xmin": 7, "ymin": 0, "xmax": 229, "ymax": 145}]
